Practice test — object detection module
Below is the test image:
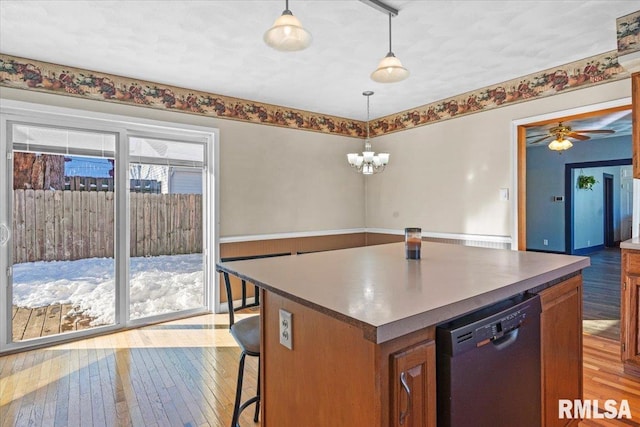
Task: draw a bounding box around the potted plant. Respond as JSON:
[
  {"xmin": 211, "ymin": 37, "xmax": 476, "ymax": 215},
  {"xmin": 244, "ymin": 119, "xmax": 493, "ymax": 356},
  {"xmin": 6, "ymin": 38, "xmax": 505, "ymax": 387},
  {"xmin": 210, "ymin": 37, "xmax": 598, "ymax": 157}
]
[{"xmin": 577, "ymin": 174, "xmax": 597, "ymax": 190}]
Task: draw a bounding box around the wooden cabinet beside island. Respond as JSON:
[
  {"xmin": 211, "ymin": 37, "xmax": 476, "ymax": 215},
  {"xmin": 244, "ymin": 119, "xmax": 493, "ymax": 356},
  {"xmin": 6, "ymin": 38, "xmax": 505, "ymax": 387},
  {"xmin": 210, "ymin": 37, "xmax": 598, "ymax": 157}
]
[
  {"xmin": 218, "ymin": 242, "xmax": 588, "ymax": 426},
  {"xmin": 621, "ymin": 244, "xmax": 640, "ymax": 377}
]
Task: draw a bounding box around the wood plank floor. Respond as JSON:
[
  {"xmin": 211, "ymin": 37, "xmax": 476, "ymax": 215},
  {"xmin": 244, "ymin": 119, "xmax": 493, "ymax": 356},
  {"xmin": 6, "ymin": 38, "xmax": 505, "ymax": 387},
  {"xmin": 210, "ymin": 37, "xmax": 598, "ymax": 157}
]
[
  {"xmin": 2, "ymin": 313, "xmax": 639, "ymax": 426},
  {"xmin": 582, "ymin": 247, "xmax": 621, "ymax": 341}
]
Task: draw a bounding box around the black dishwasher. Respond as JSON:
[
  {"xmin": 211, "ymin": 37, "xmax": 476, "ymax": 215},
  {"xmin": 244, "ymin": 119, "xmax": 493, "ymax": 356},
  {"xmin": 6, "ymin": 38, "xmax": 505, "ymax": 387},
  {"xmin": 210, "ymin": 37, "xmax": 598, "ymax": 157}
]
[{"xmin": 436, "ymin": 293, "xmax": 541, "ymax": 427}]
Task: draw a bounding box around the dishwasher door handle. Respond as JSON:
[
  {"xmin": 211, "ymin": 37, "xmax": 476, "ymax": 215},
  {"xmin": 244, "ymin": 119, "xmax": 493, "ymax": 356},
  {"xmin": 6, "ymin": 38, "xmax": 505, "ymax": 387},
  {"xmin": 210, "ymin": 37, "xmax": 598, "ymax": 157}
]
[{"xmin": 491, "ymin": 327, "xmax": 519, "ymax": 350}]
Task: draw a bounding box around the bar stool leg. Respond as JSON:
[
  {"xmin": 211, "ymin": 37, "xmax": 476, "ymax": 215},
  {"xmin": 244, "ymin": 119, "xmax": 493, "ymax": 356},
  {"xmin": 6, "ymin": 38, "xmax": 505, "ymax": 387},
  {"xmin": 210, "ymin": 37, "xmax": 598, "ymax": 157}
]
[
  {"xmin": 254, "ymin": 358, "xmax": 260, "ymax": 422},
  {"xmin": 231, "ymin": 352, "xmax": 246, "ymax": 427}
]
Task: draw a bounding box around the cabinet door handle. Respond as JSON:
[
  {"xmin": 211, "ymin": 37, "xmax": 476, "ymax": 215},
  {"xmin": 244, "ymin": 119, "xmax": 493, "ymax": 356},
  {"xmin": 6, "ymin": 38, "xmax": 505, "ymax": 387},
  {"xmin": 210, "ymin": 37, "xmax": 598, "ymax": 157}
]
[{"xmin": 399, "ymin": 371, "xmax": 412, "ymax": 425}]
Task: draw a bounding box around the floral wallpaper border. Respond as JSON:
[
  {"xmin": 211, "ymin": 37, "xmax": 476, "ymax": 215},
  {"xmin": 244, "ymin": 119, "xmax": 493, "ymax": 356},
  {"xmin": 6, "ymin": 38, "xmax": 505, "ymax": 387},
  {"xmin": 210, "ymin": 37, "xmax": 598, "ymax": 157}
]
[
  {"xmin": 0, "ymin": 54, "xmax": 366, "ymax": 138},
  {"xmin": 0, "ymin": 50, "xmax": 631, "ymax": 139},
  {"xmin": 617, "ymin": 10, "xmax": 640, "ymax": 56},
  {"xmin": 369, "ymin": 50, "xmax": 629, "ymax": 136}
]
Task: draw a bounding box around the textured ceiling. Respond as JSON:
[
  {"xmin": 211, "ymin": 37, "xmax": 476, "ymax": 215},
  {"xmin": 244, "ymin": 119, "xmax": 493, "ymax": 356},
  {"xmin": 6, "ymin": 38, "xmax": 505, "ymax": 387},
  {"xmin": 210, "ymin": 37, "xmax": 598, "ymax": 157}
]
[{"xmin": 0, "ymin": 1, "xmax": 638, "ymax": 121}]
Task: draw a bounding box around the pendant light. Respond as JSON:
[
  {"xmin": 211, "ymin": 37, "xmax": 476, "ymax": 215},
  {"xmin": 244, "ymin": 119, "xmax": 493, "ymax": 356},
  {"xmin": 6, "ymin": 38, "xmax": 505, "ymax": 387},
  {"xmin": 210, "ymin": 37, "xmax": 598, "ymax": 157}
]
[
  {"xmin": 264, "ymin": 0, "xmax": 312, "ymax": 52},
  {"xmin": 347, "ymin": 91, "xmax": 390, "ymax": 175},
  {"xmin": 371, "ymin": 13, "xmax": 409, "ymax": 83}
]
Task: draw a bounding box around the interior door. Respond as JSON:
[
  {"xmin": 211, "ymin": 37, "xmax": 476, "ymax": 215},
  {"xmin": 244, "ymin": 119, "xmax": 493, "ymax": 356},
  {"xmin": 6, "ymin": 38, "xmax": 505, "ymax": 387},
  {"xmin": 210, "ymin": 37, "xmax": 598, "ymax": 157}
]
[
  {"xmin": 621, "ymin": 165, "xmax": 633, "ymax": 241},
  {"xmin": 604, "ymin": 173, "xmax": 614, "ymax": 247}
]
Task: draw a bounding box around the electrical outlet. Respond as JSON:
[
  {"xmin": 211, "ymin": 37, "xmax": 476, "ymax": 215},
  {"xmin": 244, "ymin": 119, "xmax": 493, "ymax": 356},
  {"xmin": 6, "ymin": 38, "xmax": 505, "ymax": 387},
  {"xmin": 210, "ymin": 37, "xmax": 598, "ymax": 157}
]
[
  {"xmin": 543, "ymin": 239, "xmax": 548, "ymax": 246},
  {"xmin": 279, "ymin": 309, "xmax": 292, "ymax": 350}
]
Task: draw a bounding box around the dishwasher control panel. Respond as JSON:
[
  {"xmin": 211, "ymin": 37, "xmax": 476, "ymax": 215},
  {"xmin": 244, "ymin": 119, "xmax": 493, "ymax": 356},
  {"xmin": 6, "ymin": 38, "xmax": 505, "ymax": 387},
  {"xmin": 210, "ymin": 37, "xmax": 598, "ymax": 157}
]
[
  {"xmin": 437, "ymin": 293, "xmax": 541, "ymax": 356},
  {"xmin": 474, "ymin": 307, "xmax": 528, "ymax": 344}
]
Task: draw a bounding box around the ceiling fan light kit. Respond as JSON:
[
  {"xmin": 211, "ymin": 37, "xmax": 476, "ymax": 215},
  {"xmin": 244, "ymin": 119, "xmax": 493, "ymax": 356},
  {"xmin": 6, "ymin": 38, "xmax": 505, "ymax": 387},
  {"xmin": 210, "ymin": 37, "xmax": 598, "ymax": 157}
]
[
  {"xmin": 547, "ymin": 137, "xmax": 573, "ymax": 151},
  {"xmin": 264, "ymin": 0, "xmax": 312, "ymax": 52}
]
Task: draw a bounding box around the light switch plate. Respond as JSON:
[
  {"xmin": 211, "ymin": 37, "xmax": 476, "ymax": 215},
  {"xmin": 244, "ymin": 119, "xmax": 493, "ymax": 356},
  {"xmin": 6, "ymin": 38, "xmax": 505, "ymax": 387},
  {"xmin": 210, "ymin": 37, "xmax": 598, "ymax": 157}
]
[{"xmin": 279, "ymin": 309, "xmax": 292, "ymax": 350}]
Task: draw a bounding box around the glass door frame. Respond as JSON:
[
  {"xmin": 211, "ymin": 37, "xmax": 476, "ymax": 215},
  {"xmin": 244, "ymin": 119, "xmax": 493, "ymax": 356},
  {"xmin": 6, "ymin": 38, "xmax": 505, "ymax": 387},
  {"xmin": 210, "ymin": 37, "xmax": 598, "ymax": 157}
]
[
  {"xmin": 0, "ymin": 100, "xmax": 219, "ymax": 354},
  {"xmin": 125, "ymin": 130, "xmax": 213, "ymax": 328}
]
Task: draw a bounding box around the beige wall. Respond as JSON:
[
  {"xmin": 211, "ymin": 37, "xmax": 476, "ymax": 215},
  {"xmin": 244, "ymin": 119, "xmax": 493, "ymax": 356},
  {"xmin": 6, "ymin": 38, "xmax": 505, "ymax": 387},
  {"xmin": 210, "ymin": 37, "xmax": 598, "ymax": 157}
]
[
  {"xmin": 2, "ymin": 77, "xmax": 632, "ymax": 241},
  {"xmin": 0, "ymin": 87, "xmax": 365, "ymax": 237},
  {"xmin": 367, "ymin": 79, "xmax": 632, "ymax": 238}
]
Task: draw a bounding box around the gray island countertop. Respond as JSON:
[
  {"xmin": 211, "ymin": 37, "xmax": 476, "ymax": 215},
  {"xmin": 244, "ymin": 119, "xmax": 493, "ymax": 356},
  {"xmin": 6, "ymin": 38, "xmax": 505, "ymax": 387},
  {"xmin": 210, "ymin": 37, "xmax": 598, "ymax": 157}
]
[{"xmin": 216, "ymin": 242, "xmax": 590, "ymax": 343}]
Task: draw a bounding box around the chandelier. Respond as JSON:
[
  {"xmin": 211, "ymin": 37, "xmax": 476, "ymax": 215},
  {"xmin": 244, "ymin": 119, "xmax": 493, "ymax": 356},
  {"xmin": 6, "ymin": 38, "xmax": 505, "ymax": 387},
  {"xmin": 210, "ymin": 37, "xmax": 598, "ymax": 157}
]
[{"xmin": 347, "ymin": 91, "xmax": 390, "ymax": 175}]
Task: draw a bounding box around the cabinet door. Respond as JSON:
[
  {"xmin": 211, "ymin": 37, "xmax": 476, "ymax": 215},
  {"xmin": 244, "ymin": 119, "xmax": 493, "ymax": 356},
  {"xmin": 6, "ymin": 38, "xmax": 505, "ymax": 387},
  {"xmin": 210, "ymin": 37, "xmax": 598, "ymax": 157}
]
[
  {"xmin": 622, "ymin": 274, "xmax": 640, "ymax": 366},
  {"xmin": 539, "ymin": 274, "xmax": 583, "ymax": 427},
  {"xmin": 632, "ymin": 72, "xmax": 639, "ymax": 178},
  {"xmin": 391, "ymin": 340, "xmax": 436, "ymax": 427}
]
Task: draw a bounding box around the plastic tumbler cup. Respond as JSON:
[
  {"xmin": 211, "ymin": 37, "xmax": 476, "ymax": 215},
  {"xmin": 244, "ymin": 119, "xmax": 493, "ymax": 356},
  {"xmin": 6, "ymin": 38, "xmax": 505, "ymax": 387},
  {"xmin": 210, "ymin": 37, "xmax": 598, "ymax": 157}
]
[{"xmin": 405, "ymin": 228, "xmax": 422, "ymax": 260}]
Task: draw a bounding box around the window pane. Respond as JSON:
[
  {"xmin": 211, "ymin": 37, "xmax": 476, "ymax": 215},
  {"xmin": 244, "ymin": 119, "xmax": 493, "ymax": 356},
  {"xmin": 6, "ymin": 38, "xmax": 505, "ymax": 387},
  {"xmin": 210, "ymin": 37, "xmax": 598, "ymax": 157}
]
[
  {"xmin": 128, "ymin": 138, "xmax": 205, "ymax": 320},
  {"xmin": 11, "ymin": 129, "xmax": 116, "ymax": 342}
]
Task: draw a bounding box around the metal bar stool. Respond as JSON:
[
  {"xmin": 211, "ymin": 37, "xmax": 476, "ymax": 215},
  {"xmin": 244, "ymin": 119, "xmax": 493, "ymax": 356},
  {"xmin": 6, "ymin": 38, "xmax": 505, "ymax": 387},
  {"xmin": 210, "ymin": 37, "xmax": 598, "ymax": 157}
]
[
  {"xmin": 222, "ymin": 271, "xmax": 260, "ymax": 427},
  {"xmin": 218, "ymin": 252, "xmax": 290, "ymax": 427}
]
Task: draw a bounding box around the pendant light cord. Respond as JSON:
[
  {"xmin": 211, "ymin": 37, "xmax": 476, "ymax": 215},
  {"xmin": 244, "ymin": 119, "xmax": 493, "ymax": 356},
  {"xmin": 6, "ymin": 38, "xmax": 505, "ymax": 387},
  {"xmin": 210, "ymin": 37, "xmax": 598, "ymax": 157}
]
[{"xmin": 388, "ymin": 13, "xmax": 392, "ymax": 53}]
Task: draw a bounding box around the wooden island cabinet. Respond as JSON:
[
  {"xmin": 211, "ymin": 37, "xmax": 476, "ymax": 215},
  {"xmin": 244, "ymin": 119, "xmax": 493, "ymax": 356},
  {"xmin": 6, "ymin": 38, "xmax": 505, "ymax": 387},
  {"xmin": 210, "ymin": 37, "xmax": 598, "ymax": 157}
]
[
  {"xmin": 218, "ymin": 242, "xmax": 588, "ymax": 426},
  {"xmin": 621, "ymin": 245, "xmax": 640, "ymax": 377}
]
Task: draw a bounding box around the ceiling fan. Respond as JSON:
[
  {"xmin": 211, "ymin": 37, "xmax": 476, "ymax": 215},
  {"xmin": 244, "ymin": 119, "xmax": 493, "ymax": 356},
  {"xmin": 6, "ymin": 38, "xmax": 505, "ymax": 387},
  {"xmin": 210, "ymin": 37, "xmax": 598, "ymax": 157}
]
[{"xmin": 527, "ymin": 122, "xmax": 615, "ymax": 151}]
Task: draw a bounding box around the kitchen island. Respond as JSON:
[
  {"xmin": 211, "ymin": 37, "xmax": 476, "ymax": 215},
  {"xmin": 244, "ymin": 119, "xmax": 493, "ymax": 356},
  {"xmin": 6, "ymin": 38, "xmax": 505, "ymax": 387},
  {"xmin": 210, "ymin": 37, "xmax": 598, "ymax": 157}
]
[{"xmin": 217, "ymin": 242, "xmax": 589, "ymax": 427}]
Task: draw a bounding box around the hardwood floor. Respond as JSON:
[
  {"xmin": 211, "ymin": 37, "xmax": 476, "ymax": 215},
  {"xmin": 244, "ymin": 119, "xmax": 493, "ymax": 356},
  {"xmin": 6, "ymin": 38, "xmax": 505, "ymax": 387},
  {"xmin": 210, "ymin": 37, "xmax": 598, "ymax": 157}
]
[
  {"xmin": 0, "ymin": 314, "xmax": 259, "ymax": 427},
  {"xmin": 2, "ymin": 313, "xmax": 639, "ymax": 426},
  {"xmin": 582, "ymin": 247, "xmax": 621, "ymax": 341},
  {"xmin": 581, "ymin": 334, "xmax": 640, "ymax": 426}
]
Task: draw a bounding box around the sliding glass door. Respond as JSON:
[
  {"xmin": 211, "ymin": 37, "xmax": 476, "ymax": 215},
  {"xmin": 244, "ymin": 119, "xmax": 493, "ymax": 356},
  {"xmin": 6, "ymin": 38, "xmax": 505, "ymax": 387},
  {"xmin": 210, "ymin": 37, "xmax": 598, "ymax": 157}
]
[
  {"xmin": 128, "ymin": 136, "xmax": 206, "ymax": 321},
  {"xmin": 1, "ymin": 109, "xmax": 214, "ymax": 351},
  {"xmin": 8, "ymin": 122, "xmax": 117, "ymax": 341}
]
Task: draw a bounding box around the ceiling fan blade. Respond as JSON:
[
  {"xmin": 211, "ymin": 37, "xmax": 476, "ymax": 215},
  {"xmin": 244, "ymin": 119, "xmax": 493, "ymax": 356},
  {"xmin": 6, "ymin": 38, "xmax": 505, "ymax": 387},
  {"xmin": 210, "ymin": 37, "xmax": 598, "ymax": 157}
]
[
  {"xmin": 526, "ymin": 133, "xmax": 550, "ymax": 139},
  {"xmin": 567, "ymin": 132, "xmax": 589, "ymax": 141},
  {"xmin": 528, "ymin": 135, "xmax": 553, "ymax": 144},
  {"xmin": 571, "ymin": 129, "xmax": 615, "ymax": 134}
]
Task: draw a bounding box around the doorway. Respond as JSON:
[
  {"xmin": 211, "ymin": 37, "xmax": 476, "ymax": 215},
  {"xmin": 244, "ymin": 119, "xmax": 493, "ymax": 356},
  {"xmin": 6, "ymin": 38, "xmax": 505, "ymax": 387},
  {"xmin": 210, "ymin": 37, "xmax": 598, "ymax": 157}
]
[
  {"xmin": 517, "ymin": 103, "xmax": 633, "ymax": 341},
  {"xmin": 563, "ymin": 160, "xmax": 631, "ymax": 255}
]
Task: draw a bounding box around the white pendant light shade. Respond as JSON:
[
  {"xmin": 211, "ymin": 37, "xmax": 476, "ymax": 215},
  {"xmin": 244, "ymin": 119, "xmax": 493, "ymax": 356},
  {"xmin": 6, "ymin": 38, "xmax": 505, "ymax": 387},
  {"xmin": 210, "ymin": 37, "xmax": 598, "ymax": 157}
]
[
  {"xmin": 371, "ymin": 53, "xmax": 409, "ymax": 83},
  {"xmin": 263, "ymin": 3, "xmax": 311, "ymax": 52},
  {"xmin": 371, "ymin": 13, "xmax": 409, "ymax": 83}
]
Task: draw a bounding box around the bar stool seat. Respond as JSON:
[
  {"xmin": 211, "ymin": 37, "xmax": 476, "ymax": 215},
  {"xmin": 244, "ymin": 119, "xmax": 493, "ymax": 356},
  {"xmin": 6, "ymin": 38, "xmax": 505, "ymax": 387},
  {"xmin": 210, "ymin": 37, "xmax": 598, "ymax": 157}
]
[{"xmin": 230, "ymin": 315, "xmax": 260, "ymax": 356}]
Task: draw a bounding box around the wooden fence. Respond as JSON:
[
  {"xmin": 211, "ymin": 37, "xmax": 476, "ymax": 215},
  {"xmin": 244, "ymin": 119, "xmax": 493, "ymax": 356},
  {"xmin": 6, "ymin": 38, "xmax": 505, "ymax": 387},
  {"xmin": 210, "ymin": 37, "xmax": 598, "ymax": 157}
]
[{"xmin": 12, "ymin": 189, "xmax": 202, "ymax": 263}]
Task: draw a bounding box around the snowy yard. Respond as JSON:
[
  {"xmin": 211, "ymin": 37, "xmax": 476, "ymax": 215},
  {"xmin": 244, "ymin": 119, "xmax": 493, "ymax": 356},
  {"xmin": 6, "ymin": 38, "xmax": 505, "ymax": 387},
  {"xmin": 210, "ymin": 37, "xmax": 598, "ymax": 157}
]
[{"xmin": 12, "ymin": 254, "xmax": 204, "ymax": 325}]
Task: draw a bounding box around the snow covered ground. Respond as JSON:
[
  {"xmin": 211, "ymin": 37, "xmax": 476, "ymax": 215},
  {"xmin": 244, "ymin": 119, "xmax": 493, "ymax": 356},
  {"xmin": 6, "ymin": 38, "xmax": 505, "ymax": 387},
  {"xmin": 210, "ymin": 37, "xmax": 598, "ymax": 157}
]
[{"xmin": 12, "ymin": 254, "xmax": 204, "ymax": 325}]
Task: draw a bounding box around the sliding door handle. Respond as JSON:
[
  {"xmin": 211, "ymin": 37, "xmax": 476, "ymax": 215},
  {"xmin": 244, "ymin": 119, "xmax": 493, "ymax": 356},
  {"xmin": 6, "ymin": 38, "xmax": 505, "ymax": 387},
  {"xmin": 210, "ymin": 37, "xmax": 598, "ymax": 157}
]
[{"xmin": 0, "ymin": 223, "xmax": 9, "ymax": 246}]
